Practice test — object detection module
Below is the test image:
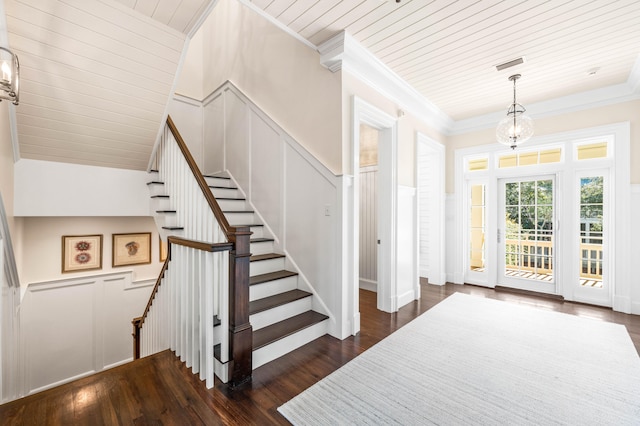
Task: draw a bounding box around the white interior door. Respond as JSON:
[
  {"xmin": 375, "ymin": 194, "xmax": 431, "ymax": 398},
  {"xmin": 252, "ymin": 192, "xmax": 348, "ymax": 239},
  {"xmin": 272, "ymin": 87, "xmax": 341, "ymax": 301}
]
[{"xmin": 498, "ymin": 175, "xmax": 557, "ymax": 294}]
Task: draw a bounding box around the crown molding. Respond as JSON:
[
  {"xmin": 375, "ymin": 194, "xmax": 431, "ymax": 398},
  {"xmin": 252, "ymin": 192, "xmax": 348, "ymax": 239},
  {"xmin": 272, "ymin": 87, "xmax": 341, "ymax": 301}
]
[{"xmin": 319, "ymin": 31, "xmax": 454, "ymax": 135}]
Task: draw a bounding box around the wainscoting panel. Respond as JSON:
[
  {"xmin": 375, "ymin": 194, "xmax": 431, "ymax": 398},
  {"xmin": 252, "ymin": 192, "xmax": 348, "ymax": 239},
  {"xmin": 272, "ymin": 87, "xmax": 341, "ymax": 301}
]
[
  {"xmin": 250, "ymin": 111, "xmax": 283, "ymax": 242},
  {"xmin": 202, "ymin": 92, "xmax": 225, "ymax": 174},
  {"xmin": 21, "ymin": 272, "xmax": 154, "ymax": 395},
  {"xmin": 225, "ymin": 89, "xmax": 250, "ymax": 195},
  {"xmin": 168, "ymin": 95, "xmax": 204, "ymax": 169},
  {"xmin": 359, "ymin": 166, "xmax": 377, "ymax": 290},
  {"xmin": 202, "ymin": 82, "xmax": 342, "ymax": 337}
]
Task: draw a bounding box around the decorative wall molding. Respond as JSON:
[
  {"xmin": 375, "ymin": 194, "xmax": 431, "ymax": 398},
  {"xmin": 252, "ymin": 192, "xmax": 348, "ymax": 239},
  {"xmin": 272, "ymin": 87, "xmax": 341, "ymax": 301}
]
[
  {"xmin": 202, "ymin": 81, "xmax": 344, "ymax": 338},
  {"xmin": 21, "ymin": 270, "xmax": 154, "ymax": 397}
]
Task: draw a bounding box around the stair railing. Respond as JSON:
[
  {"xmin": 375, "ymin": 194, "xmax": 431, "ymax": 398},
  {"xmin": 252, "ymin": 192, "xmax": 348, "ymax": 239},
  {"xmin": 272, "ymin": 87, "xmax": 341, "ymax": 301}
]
[{"xmin": 133, "ymin": 116, "xmax": 252, "ymax": 388}]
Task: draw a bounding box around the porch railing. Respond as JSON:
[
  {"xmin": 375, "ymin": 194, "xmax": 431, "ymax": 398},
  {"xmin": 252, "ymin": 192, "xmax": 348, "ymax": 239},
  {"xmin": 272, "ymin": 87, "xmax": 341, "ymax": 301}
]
[{"xmin": 504, "ymin": 238, "xmax": 603, "ymax": 279}]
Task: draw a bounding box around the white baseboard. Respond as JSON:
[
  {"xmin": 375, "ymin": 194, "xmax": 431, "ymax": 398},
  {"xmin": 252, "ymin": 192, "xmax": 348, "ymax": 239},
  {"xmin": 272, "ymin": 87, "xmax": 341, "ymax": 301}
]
[{"xmin": 359, "ymin": 279, "xmax": 377, "ymax": 292}]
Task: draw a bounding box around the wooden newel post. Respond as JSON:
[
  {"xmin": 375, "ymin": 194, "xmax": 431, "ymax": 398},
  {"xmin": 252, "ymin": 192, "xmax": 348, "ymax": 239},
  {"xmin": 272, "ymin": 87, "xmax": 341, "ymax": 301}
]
[
  {"xmin": 132, "ymin": 317, "xmax": 142, "ymax": 360},
  {"xmin": 228, "ymin": 225, "xmax": 253, "ymax": 388}
]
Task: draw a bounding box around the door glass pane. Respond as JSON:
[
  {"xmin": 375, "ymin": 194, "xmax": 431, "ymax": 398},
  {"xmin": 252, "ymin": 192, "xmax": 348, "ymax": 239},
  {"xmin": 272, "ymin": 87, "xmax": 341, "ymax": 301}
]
[
  {"xmin": 469, "ymin": 184, "xmax": 485, "ymax": 271},
  {"xmin": 580, "ymin": 177, "xmax": 604, "ymax": 288},
  {"xmin": 504, "ymin": 179, "xmax": 554, "ymax": 282}
]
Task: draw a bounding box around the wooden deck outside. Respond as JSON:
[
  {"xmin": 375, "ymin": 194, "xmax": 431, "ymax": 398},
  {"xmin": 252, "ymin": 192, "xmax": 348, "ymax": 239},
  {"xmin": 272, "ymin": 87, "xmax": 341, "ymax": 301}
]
[
  {"xmin": 474, "ymin": 267, "xmax": 603, "ymax": 288},
  {"xmin": 1, "ymin": 282, "xmax": 637, "ymax": 425}
]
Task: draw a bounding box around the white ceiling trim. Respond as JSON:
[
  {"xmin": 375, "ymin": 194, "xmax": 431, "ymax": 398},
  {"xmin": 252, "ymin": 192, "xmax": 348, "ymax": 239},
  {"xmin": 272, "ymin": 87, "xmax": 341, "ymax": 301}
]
[
  {"xmin": 186, "ymin": 0, "xmax": 220, "ymax": 38},
  {"xmin": 319, "ymin": 31, "xmax": 453, "ymax": 135},
  {"xmin": 236, "ymin": 0, "xmax": 317, "ymax": 51}
]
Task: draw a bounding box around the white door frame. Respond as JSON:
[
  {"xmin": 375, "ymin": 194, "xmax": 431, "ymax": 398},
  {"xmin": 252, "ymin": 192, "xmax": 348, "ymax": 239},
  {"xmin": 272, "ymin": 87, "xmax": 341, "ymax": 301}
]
[
  {"xmin": 352, "ymin": 96, "xmax": 398, "ymax": 313},
  {"xmin": 416, "ymin": 133, "xmax": 445, "ymax": 285}
]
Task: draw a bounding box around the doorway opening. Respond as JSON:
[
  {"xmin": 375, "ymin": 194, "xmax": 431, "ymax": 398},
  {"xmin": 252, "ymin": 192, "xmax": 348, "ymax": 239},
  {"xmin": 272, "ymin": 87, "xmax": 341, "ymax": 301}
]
[{"xmin": 358, "ymin": 123, "xmax": 379, "ymax": 293}]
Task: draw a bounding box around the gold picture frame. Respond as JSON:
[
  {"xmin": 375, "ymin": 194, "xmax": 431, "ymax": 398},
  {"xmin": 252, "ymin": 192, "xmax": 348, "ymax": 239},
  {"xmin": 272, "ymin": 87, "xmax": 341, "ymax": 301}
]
[
  {"xmin": 112, "ymin": 233, "xmax": 152, "ymax": 267},
  {"xmin": 62, "ymin": 234, "xmax": 103, "ymax": 273}
]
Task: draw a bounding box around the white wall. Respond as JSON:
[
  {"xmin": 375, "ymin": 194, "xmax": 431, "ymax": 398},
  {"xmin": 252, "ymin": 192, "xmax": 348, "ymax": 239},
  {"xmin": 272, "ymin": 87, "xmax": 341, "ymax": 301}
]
[
  {"xmin": 20, "ymin": 271, "xmax": 154, "ymax": 396},
  {"xmin": 184, "ymin": 0, "xmax": 343, "ymax": 175},
  {"xmin": 14, "ymin": 160, "xmax": 151, "ymax": 217}
]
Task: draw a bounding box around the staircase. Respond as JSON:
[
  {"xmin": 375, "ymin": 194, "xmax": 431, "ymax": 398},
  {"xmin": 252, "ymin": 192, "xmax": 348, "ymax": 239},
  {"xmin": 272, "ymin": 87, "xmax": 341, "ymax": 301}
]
[
  {"xmin": 142, "ymin": 120, "xmax": 329, "ymax": 381},
  {"xmin": 202, "ymin": 172, "xmax": 329, "ymax": 369}
]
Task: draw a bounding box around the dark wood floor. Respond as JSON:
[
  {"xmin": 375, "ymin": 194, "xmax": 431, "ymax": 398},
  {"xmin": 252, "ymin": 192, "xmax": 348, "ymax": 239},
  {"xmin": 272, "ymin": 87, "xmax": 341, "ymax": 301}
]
[{"xmin": 2, "ymin": 282, "xmax": 639, "ymax": 425}]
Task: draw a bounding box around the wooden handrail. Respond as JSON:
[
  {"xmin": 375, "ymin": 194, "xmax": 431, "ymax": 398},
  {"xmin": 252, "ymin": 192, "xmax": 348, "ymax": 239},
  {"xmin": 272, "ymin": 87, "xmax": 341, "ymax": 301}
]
[
  {"xmin": 166, "ymin": 116, "xmax": 237, "ymax": 242},
  {"xmin": 168, "ymin": 236, "xmax": 233, "ymax": 252}
]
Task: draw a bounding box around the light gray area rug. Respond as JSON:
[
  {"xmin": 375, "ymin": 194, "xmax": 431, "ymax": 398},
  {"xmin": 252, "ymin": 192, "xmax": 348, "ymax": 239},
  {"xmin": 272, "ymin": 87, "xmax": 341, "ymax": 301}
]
[{"xmin": 278, "ymin": 293, "xmax": 640, "ymax": 425}]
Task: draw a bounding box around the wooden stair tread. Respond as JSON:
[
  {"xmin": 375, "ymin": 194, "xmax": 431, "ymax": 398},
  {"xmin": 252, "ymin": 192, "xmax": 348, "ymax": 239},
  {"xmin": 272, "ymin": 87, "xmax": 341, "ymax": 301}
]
[
  {"xmin": 147, "ymin": 181, "xmax": 164, "ymax": 185},
  {"xmin": 235, "ymin": 224, "xmax": 263, "ymax": 228},
  {"xmin": 151, "ymin": 195, "xmax": 170, "ymax": 198},
  {"xmin": 204, "ymin": 174, "xmax": 230, "ymax": 180},
  {"xmin": 209, "ymin": 185, "xmax": 238, "ymax": 190},
  {"xmin": 253, "ymin": 311, "xmax": 329, "ymax": 350},
  {"xmin": 156, "ymin": 210, "xmax": 176, "ymax": 213},
  {"xmin": 250, "ymin": 289, "xmax": 310, "ymax": 315},
  {"xmin": 250, "ymin": 253, "xmax": 285, "ymax": 262},
  {"xmin": 162, "ymin": 226, "xmax": 183, "ymax": 230},
  {"xmin": 223, "ymin": 210, "xmax": 254, "ymax": 214},
  {"xmin": 251, "ymin": 237, "xmax": 274, "ymax": 243},
  {"xmin": 216, "ymin": 197, "xmax": 246, "ymax": 201},
  {"xmin": 250, "ymin": 270, "xmax": 297, "ymax": 286}
]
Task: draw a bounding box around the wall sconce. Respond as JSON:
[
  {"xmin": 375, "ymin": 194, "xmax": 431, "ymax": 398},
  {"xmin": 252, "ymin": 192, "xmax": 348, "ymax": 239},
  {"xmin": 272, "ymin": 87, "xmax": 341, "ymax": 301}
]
[{"xmin": 0, "ymin": 47, "xmax": 19, "ymax": 105}]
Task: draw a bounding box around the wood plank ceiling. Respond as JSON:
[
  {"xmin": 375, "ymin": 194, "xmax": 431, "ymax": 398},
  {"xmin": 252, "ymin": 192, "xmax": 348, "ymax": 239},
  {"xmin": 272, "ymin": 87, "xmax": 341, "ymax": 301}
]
[
  {"xmin": 248, "ymin": 0, "xmax": 640, "ymax": 121},
  {"xmin": 4, "ymin": 0, "xmax": 213, "ymax": 170},
  {"xmin": 4, "ymin": 0, "xmax": 640, "ymax": 170}
]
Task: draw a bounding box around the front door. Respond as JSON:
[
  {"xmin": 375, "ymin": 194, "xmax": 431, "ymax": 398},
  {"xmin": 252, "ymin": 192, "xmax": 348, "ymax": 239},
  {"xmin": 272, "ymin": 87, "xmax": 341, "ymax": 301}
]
[{"xmin": 498, "ymin": 176, "xmax": 556, "ymax": 294}]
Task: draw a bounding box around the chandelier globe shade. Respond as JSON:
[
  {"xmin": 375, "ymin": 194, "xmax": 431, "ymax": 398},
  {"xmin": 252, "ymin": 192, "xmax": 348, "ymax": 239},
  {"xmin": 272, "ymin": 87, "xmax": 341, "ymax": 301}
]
[{"xmin": 496, "ymin": 74, "xmax": 533, "ymax": 149}]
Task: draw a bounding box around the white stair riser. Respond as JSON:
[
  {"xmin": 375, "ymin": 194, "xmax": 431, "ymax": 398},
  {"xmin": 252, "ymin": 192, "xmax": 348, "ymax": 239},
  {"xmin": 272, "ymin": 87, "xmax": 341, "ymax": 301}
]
[
  {"xmin": 217, "ymin": 199, "xmax": 247, "ymax": 211},
  {"xmin": 252, "ymin": 320, "xmax": 329, "ymax": 370},
  {"xmin": 250, "ymin": 276, "xmax": 298, "ymax": 301},
  {"xmin": 248, "ymin": 226, "xmax": 264, "ymax": 239},
  {"xmin": 210, "ymin": 187, "xmax": 239, "ymax": 198},
  {"xmin": 151, "ymin": 197, "xmax": 171, "ymax": 211},
  {"xmin": 250, "ymin": 297, "xmax": 312, "ymax": 331},
  {"xmin": 157, "ymin": 212, "xmax": 178, "ymax": 227},
  {"xmin": 204, "ymin": 177, "xmax": 233, "ymax": 188},
  {"xmin": 147, "ymin": 183, "xmax": 165, "ymax": 196},
  {"xmin": 224, "ymin": 212, "xmax": 257, "ymax": 226},
  {"xmin": 250, "ymin": 240, "xmax": 273, "ymax": 255},
  {"xmin": 250, "ymin": 257, "xmax": 286, "ymax": 277}
]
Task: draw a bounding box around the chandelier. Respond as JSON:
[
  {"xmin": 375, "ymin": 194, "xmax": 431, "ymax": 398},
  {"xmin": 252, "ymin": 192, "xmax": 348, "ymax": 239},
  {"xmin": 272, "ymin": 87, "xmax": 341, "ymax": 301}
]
[
  {"xmin": 496, "ymin": 74, "xmax": 533, "ymax": 149},
  {"xmin": 0, "ymin": 47, "xmax": 19, "ymax": 105}
]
